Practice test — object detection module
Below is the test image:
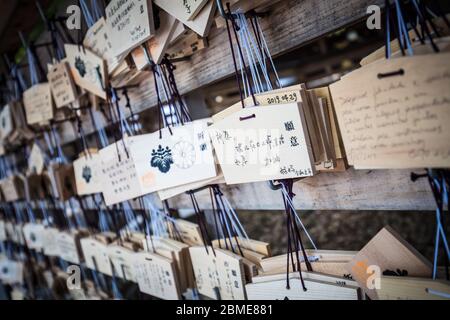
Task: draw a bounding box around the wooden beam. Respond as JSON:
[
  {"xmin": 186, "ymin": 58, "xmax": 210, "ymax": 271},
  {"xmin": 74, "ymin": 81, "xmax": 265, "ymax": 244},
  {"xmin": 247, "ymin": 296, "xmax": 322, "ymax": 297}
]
[
  {"xmin": 126, "ymin": 0, "xmax": 384, "ymax": 114},
  {"xmin": 167, "ymin": 168, "xmax": 435, "ymax": 211}
]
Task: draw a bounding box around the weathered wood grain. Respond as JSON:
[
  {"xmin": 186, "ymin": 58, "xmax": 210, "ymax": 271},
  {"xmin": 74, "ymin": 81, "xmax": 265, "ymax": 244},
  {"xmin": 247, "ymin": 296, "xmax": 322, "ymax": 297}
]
[
  {"xmin": 59, "ymin": 0, "xmax": 385, "ymax": 145},
  {"xmin": 127, "ymin": 0, "xmax": 385, "ymax": 114},
  {"xmin": 167, "ymin": 168, "xmax": 435, "ymax": 211},
  {"xmin": 54, "ymin": 0, "xmax": 437, "ymax": 212}
]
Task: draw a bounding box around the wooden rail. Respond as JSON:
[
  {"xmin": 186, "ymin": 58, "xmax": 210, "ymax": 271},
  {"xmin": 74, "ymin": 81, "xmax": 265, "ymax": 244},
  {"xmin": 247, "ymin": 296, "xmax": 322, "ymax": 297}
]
[{"xmin": 50, "ymin": 0, "xmax": 437, "ymax": 211}]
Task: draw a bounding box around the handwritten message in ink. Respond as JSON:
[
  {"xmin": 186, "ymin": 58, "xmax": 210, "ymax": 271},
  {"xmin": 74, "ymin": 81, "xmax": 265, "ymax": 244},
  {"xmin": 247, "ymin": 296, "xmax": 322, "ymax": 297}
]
[
  {"xmin": 208, "ymin": 103, "xmax": 315, "ymax": 184},
  {"xmin": 106, "ymin": 0, "xmax": 155, "ymax": 57},
  {"xmin": 331, "ymin": 53, "xmax": 450, "ymax": 168}
]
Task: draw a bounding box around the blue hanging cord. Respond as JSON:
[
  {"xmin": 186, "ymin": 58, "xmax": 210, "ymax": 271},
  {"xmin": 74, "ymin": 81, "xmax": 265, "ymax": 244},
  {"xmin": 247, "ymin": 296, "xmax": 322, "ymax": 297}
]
[
  {"xmin": 281, "ymin": 186, "xmax": 317, "ymax": 250},
  {"xmin": 111, "ymin": 277, "xmax": 123, "ymax": 300},
  {"xmin": 79, "ymin": 0, "xmax": 95, "ymax": 28},
  {"xmin": 432, "ymin": 176, "xmax": 450, "ymax": 279},
  {"xmin": 26, "ymin": 46, "xmax": 40, "ymax": 86},
  {"xmin": 394, "ymin": 0, "xmax": 414, "ymax": 56}
]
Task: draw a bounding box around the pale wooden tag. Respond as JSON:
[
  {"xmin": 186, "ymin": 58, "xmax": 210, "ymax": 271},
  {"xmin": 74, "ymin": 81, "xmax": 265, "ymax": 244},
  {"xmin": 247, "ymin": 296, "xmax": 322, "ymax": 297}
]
[
  {"xmin": 57, "ymin": 231, "xmax": 88, "ymax": 265},
  {"xmin": 129, "ymin": 119, "xmax": 217, "ymax": 194},
  {"xmin": 106, "ymin": 0, "xmax": 156, "ymax": 57},
  {"xmin": 330, "ymin": 53, "xmax": 450, "ymax": 168},
  {"xmin": 170, "ymin": 21, "xmax": 188, "ymax": 44},
  {"xmin": 166, "ymin": 30, "xmax": 208, "ymax": 60},
  {"xmin": 347, "ymin": 226, "xmax": 432, "ymax": 300},
  {"xmin": 154, "ymin": 0, "xmax": 209, "ymax": 22},
  {"xmin": 0, "ymin": 220, "xmax": 6, "ymax": 241},
  {"xmin": 246, "ymin": 274, "xmax": 360, "ymax": 300},
  {"xmin": 168, "ymin": 219, "xmax": 204, "ymax": 246},
  {"xmin": 80, "ymin": 237, "xmax": 113, "ymax": 276},
  {"xmin": 99, "ymin": 139, "xmax": 144, "ymax": 206},
  {"xmin": 28, "ymin": 143, "xmax": 45, "ymax": 175},
  {"xmin": 0, "ymin": 176, "xmax": 24, "ymax": 202},
  {"xmin": 377, "ymin": 276, "xmax": 450, "ymax": 300},
  {"xmin": 0, "ymin": 104, "xmax": 14, "ymax": 139},
  {"xmin": 83, "ymin": 17, "xmax": 122, "ymax": 75},
  {"xmin": 73, "ymin": 149, "xmax": 102, "ymax": 196},
  {"xmin": 47, "ymin": 61, "xmax": 78, "ymax": 108},
  {"xmin": 13, "ymin": 223, "xmax": 26, "ymax": 245},
  {"xmin": 133, "ymin": 251, "xmax": 181, "ymax": 300},
  {"xmin": 132, "ymin": 10, "xmax": 177, "ymax": 66},
  {"xmin": 0, "ymin": 260, "xmax": 24, "ymax": 285},
  {"xmin": 47, "ymin": 163, "xmax": 77, "ymax": 201},
  {"xmin": 65, "ymin": 44, "xmax": 108, "ymax": 99},
  {"xmin": 42, "ymin": 227, "xmax": 61, "ymax": 257},
  {"xmin": 212, "ymin": 237, "xmax": 271, "ymax": 257},
  {"xmin": 260, "ymin": 249, "xmax": 356, "ymax": 278},
  {"xmin": 189, "ymin": 246, "xmax": 247, "ymax": 300},
  {"xmin": 158, "ymin": 0, "xmax": 216, "ymax": 37},
  {"xmin": 23, "ymin": 83, "xmax": 53, "ymax": 125},
  {"xmin": 107, "ymin": 244, "xmax": 137, "ymax": 282},
  {"xmin": 22, "ymin": 223, "xmax": 45, "ymax": 251},
  {"xmin": 208, "ymin": 103, "xmax": 315, "ymax": 184},
  {"xmin": 4, "ymin": 222, "xmax": 15, "ymax": 241},
  {"xmin": 143, "ymin": 237, "xmax": 193, "ymax": 293}
]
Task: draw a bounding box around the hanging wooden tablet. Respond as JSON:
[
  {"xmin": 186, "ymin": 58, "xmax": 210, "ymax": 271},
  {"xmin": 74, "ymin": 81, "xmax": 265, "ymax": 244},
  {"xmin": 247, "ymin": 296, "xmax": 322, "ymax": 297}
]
[
  {"xmin": 129, "ymin": 119, "xmax": 217, "ymax": 194},
  {"xmin": 166, "ymin": 31, "xmax": 208, "ymax": 60},
  {"xmin": 47, "ymin": 61, "xmax": 78, "ymax": 108},
  {"xmin": 107, "ymin": 244, "xmax": 137, "ymax": 282},
  {"xmin": 99, "ymin": 138, "xmax": 143, "ymax": 206},
  {"xmin": 347, "ymin": 226, "xmax": 432, "ymax": 300},
  {"xmin": 0, "ymin": 104, "xmax": 14, "ymax": 140},
  {"xmin": 83, "ymin": 17, "xmax": 122, "ymax": 75},
  {"xmin": 155, "ymin": 0, "xmax": 209, "ymax": 21},
  {"xmin": 73, "ymin": 149, "xmax": 102, "ymax": 196},
  {"xmin": 80, "ymin": 237, "xmax": 113, "ymax": 276},
  {"xmin": 22, "ymin": 223, "xmax": 45, "ymax": 251},
  {"xmin": 23, "ymin": 173, "xmax": 45, "ymax": 200},
  {"xmin": 260, "ymin": 250, "xmax": 356, "ymax": 278},
  {"xmin": 42, "ymin": 227, "xmax": 61, "ymax": 257},
  {"xmin": 23, "ymin": 83, "xmax": 54, "ymax": 125},
  {"xmin": 208, "ymin": 103, "xmax": 315, "ymax": 184},
  {"xmin": 170, "ymin": 21, "xmax": 188, "ymax": 44},
  {"xmin": 106, "ymin": 0, "xmax": 156, "ymax": 57},
  {"xmin": 246, "ymin": 272, "xmax": 361, "ymax": 300},
  {"xmin": 131, "ymin": 10, "xmax": 177, "ymax": 67},
  {"xmin": 8, "ymin": 100, "xmax": 34, "ymax": 141},
  {"xmin": 158, "ymin": 0, "xmax": 216, "ymax": 37},
  {"xmin": 28, "ymin": 143, "xmax": 45, "ymax": 175},
  {"xmin": 13, "ymin": 223, "xmax": 25, "ymax": 245},
  {"xmin": 189, "ymin": 246, "xmax": 247, "ymax": 300},
  {"xmin": 0, "ymin": 220, "xmax": 6, "ymax": 242},
  {"xmin": 57, "ymin": 230, "xmax": 89, "ymax": 265},
  {"xmin": 0, "ymin": 260, "xmax": 24, "ymax": 285},
  {"xmin": 64, "ymin": 44, "xmax": 108, "ymax": 99},
  {"xmin": 133, "ymin": 251, "xmax": 181, "ymax": 300},
  {"xmin": 4, "ymin": 222, "xmax": 14, "ymax": 242},
  {"xmin": 0, "ymin": 175, "xmax": 24, "ymax": 202},
  {"xmin": 168, "ymin": 219, "xmax": 204, "ymax": 246},
  {"xmin": 330, "ymin": 52, "xmax": 450, "ymax": 169},
  {"xmin": 377, "ymin": 276, "xmax": 450, "ymax": 300},
  {"xmin": 47, "ymin": 163, "xmax": 77, "ymax": 201},
  {"xmin": 212, "ymin": 237, "xmax": 272, "ymax": 257}
]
